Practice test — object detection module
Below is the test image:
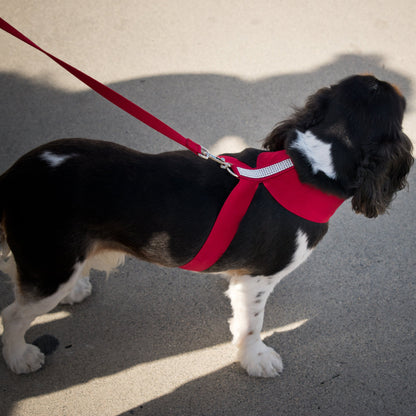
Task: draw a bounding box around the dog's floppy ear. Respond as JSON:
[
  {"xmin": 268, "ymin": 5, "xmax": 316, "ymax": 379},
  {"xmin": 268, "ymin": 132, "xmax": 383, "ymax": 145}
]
[
  {"xmin": 351, "ymin": 131, "xmax": 414, "ymax": 218},
  {"xmin": 263, "ymin": 87, "xmax": 332, "ymax": 151}
]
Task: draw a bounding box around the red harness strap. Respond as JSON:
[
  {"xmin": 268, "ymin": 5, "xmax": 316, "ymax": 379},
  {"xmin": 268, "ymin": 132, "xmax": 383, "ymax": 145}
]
[{"xmin": 181, "ymin": 151, "xmax": 344, "ymax": 272}]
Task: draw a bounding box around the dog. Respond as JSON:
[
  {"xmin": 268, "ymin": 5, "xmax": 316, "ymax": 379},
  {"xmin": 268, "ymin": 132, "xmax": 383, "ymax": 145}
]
[{"xmin": 0, "ymin": 74, "xmax": 413, "ymax": 377}]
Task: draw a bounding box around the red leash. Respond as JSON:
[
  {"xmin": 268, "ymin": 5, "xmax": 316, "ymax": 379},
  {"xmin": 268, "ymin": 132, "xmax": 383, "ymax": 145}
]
[{"xmin": 0, "ymin": 17, "xmax": 208, "ymax": 158}]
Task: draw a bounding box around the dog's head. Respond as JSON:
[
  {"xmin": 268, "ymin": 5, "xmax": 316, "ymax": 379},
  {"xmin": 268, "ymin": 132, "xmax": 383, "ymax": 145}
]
[{"xmin": 263, "ymin": 74, "xmax": 414, "ymax": 218}]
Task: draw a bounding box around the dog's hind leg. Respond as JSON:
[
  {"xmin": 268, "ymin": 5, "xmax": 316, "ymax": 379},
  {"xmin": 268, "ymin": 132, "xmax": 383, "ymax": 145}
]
[
  {"xmin": 1, "ymin": 262, "xmax": 85, "ymax": 374},
  {"xmin": 59, "ymin": 249, "xmax": 125, "ymax": 305},
  {"xmin": 60, "ymin": 275, "xmax": 92, "ymax": 305}
]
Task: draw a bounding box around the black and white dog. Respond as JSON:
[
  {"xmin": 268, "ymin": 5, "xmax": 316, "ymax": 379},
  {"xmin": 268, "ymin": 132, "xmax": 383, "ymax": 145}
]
[{"xmin": 0, "ymin": 75, "xmax": 413, "ymax": 377}]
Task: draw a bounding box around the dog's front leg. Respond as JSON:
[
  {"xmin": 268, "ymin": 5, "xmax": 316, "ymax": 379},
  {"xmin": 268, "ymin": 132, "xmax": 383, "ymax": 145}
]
[{"xmin": 226, "ymin": 275, "xmax": 283, "ymax": 377}]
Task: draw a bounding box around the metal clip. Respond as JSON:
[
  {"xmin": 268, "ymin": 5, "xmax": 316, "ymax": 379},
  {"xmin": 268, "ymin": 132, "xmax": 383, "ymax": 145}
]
[{"xmin": 198, "ymin": 147, "xmax": 239, "ymax": 178}]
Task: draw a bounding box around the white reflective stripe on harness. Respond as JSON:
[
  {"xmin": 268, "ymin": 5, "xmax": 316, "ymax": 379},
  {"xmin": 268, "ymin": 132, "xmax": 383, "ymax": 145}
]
[{"xmin": 236, "ymin": 158, "xmax": 293, "ymax": 179}]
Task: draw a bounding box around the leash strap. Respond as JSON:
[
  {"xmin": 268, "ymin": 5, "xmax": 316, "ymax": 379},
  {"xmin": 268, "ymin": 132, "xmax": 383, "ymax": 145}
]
[{"xmin": 0, "ymin": 17, "xmax": 203, "ymax": 155}]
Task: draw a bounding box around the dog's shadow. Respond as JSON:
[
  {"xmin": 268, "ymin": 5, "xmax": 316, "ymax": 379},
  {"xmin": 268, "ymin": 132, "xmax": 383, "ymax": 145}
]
[
  {"xmin": 0, "ymin": 53, "xmax": 412, "ymax": 166},
  {"xmin": 0, "ymin": 53, "xmax": 414, "ymax": 415}
]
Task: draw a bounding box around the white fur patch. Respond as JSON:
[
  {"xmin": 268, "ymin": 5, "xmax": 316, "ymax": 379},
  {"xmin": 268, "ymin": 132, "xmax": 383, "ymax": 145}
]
[
  {"xmin": 40, "ymin": 151, "xmax": 73, "ymax": 168},
  {"xmin": 291, "ymin": 130, "xmax": 336, "ymax": 179},
  {"xmin": 284, "ymin": 229, "xmax": 313, "ymax": 275}
]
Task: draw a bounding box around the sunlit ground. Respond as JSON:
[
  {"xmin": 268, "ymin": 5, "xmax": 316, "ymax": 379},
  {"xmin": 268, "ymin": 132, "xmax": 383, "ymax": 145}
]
[{"xmin": 1, "ymin": 309, "xmax": 308, "ymax": 415}]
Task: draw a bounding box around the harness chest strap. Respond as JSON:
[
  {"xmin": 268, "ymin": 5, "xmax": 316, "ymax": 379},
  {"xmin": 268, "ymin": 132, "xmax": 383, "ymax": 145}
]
[{"xmin": 181, "ymin": 151, "xmax": 345, "ymax": 272}]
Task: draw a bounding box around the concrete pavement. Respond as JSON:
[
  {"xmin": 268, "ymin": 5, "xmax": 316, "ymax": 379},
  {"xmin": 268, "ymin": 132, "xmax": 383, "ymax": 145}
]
[{"xmin": 1, "ymin": 1, "xmax": 415, "ymax": 415}]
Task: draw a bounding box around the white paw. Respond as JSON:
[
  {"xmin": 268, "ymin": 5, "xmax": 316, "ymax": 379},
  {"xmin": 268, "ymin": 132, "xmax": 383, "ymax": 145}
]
[
  {"xmin": 3, "ymin": 343, "xmax": 45, "ymax": 374},
  {"xmin": 60, "ymin": 276, "xmax": 92, "ymax": 305},
  {"xmin": 238, "ymin": 341, "xmax": 283, "ymax": 377}
]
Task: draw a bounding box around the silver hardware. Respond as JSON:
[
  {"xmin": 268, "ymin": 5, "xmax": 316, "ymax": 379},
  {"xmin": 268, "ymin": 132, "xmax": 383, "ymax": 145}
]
[{"xmin": 198, "ymin": 147, "xmax": 239, "ymax": 178}]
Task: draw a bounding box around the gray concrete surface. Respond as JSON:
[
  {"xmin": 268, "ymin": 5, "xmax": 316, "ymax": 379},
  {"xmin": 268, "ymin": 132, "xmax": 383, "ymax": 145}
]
[{"xmin": 1, "ymin": 1, "xmax": 415, "ymax": 415}]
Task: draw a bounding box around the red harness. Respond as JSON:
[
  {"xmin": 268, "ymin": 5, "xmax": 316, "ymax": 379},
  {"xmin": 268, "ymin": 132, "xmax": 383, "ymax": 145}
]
[
  {"xmin": 1, "ymin": 19, "xmax": 345, "ymax": 272},
  {"xmin": 181, "ymin": 150, "xmax": 344, "ymax": 271}
]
